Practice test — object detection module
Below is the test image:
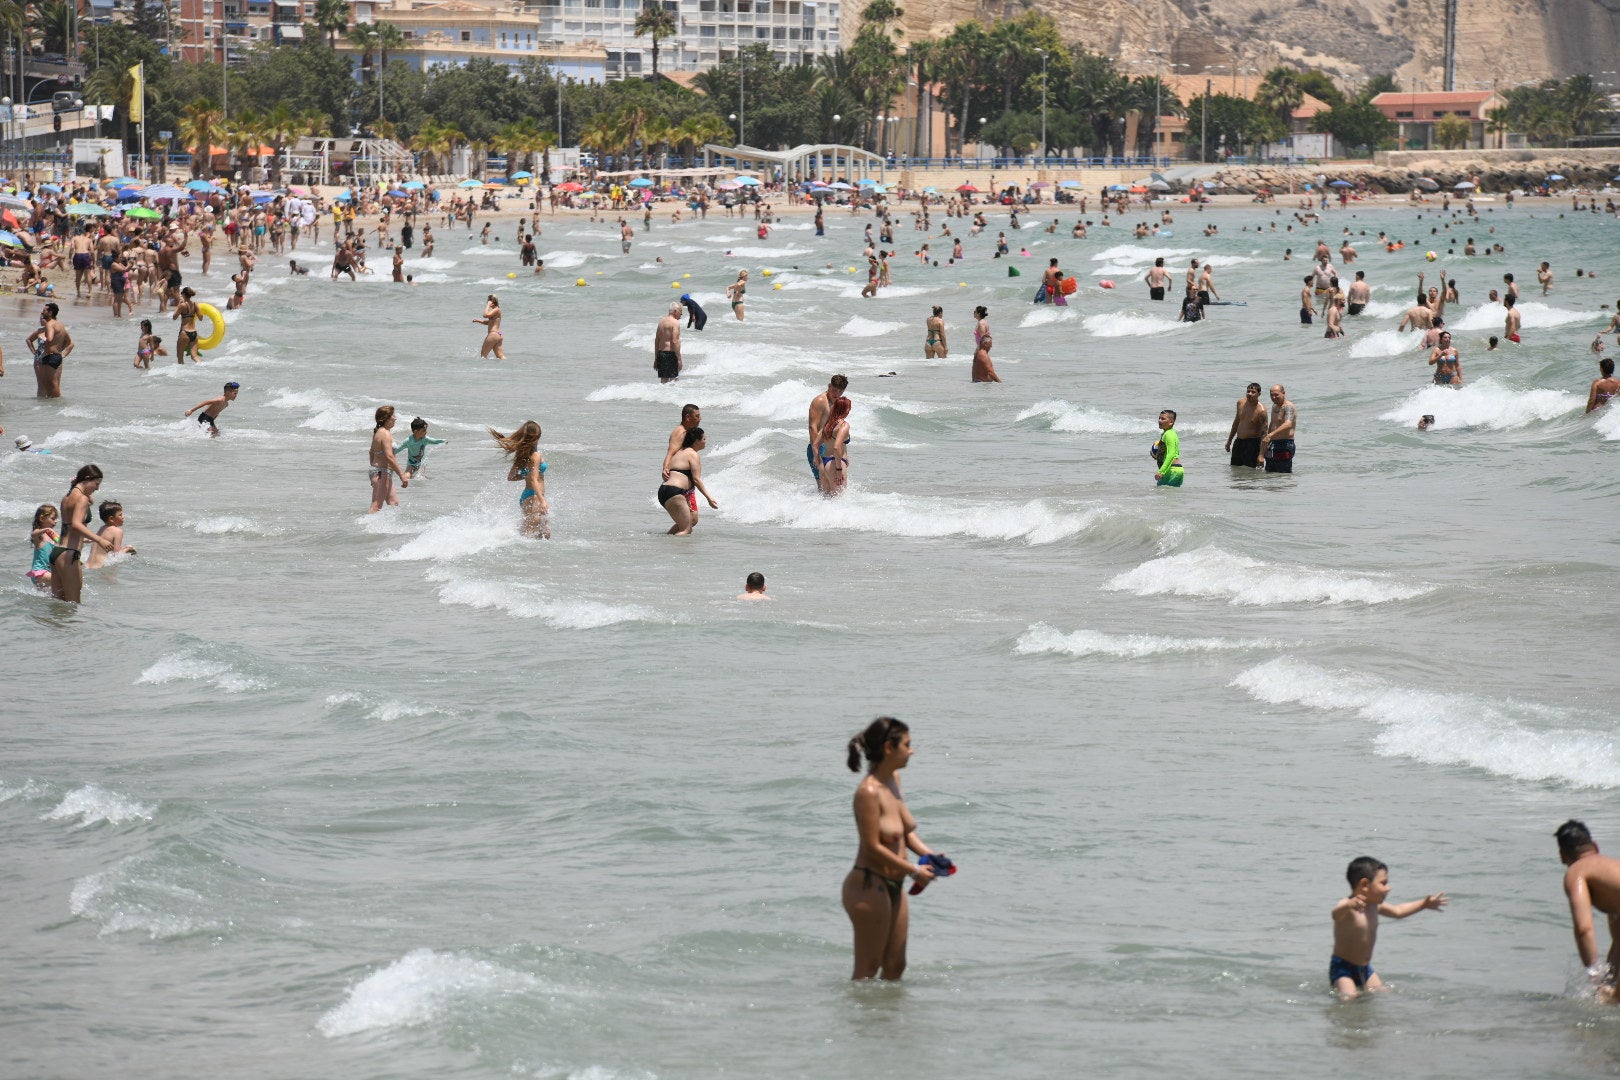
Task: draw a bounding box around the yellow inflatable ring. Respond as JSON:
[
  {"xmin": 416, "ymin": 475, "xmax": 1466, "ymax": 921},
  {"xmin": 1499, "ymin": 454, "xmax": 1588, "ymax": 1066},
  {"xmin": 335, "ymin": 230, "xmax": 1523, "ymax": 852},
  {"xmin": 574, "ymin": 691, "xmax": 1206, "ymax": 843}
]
[{"xmin": 196, "ymin": 302, "xmax": 226, "ymax": 351}]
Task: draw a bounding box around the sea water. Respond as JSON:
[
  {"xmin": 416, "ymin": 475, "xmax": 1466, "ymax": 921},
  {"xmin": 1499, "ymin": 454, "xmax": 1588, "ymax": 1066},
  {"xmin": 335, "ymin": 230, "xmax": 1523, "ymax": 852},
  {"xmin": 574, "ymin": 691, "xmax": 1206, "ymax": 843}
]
[{"xmin": 1, "ymin": 200, "xmax": 1617, "ymax": 1079}]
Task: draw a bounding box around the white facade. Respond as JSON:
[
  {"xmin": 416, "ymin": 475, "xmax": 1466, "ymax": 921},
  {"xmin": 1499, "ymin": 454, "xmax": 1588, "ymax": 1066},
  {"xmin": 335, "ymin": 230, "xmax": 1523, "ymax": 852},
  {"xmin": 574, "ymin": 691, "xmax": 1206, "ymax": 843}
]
[{"xmin": 531, "ymin": 0, "xmax": 841, "ymax": 77}]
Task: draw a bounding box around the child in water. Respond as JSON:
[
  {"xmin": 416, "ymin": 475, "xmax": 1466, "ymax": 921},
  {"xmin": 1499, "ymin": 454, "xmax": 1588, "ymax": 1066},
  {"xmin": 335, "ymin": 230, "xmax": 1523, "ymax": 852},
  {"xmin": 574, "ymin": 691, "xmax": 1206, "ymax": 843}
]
[
  {"xmin": 1329, "ymin": 856, "xmax": 1447, "ymax": 999},
  {"xmin": 86, "ymin": 501, "xmax": 136, "ymax": 568},
  {"xmin": 736, "ymin": 571, "xmax": 772, "ymax": 601},
  {"xmin": 395, "ymin": 417, "xmax": 448, "ymax": 479},
  {"xmin": 135, "ymin": 319, "xmax": 166, "ymax": 370},
  {"xmin": 27, "ymin": 504, "xmax": 58, "ymax": 588}
]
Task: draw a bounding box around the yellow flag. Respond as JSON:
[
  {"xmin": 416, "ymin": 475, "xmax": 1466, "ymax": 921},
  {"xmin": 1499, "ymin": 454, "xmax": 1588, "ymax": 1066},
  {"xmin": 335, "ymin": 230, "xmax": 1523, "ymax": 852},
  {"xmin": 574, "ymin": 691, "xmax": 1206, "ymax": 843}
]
[{"xmin": 128, "ymin": 63, "xmax": 143, "ymax": 123}]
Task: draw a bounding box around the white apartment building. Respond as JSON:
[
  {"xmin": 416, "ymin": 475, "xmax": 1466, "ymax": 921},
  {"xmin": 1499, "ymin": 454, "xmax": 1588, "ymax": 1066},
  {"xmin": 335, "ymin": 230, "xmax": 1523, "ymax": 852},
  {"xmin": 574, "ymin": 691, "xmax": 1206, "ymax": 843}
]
[{"xmin": 530, "ymin": 0, "xmax": 841, "ymax": 77}]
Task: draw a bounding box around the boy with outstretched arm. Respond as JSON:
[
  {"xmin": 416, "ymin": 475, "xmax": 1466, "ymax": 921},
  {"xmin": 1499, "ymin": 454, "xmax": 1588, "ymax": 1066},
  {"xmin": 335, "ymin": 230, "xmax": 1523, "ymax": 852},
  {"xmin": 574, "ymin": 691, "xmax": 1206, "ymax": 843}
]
[
  {"xmin": 1330, "ymin": 856, "xmax": 1447, "ymax": 999},
  {"xmin": 185, "ymin": 381, "xmax": 240, "ymax": 437}
]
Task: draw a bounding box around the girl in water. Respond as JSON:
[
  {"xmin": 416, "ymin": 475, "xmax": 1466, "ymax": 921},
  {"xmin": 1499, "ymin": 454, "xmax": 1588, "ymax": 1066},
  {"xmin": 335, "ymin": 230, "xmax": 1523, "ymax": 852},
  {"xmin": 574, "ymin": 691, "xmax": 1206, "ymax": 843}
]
[
  {"xmin": 1428, "ymin": 331, "xmax": 1463, "ymax": 386},
  {"xmin": 818, "ymin": 397, "xmax": 852, "ymax": 496},
  {"xmin": 726, "ymin": 271, "xmax": 748, "ymax": 321},
  {"xmin": 490, "ymin": 420, "xmax": 550, "ymax": 539},
  {"xmin": 924, "ymin": 305, "xmax": 948, "ymax": 359},
  {"xmin": 475, "ymin": 295, "xmax": 506, "ymax": 359},
  {"xmin": 971, "ymin": 305, "xmax": 1002, "ymax": 383},
  {"xmin": 658, "ymin": 426, "xmax": 718, "ymax": 536},
  {"xmin": 134, "ymin": 320, "xmax": 166, "ymax": 370},
  {"xmin": 27, "ymin": 503, "xmax": 59, "ymax": 590},
  {"xmin": 1587, "ymin": 356, "xmax": 1619, "ymax": 412},
  {"xmin": 51, "ymin": 464, "xmax": 115, "ymax": 603},
  {"xmin": 842, "ymin": 717, "xmax": 937, "ymax": 980}
]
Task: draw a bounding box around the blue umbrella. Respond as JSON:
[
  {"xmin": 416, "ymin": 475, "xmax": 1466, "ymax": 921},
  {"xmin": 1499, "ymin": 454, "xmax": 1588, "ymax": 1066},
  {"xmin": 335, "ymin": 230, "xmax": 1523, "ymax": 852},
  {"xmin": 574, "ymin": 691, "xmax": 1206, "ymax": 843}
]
[
  {"xmin": 1329, "ymin": 179, "xmax": 1354, "ymax": 187},
  {"xmin": 386, "ymin": 188, "xmax": 408, "ymax": 197},
  {"xmin": 109, "ymin": 176, "xmax": 140, "ymax": 186},
  {"xmin": 458, "ymin": 179, "xmax": 484, "ymax": 188},
  {"xmin": 38, "ymin": 183, "xmax": 61, "ymax": 193},
  {"xmin": 1547, "ymin": 173, "xmax": 1566, "ymax": 181},
  {"xmin": 334, "ymin": 191, "xmax": 352, "ymax": 202},
  {"xmin": 251, "ymin": 192, "xmax": 277, "ymax": 204},
  {"xmin": 734, "ymin": 176, "xmax": 761, "ymax": 186},
  {"xmin": 1106, "ymin": 184, "xmax": 1128, "ymax": 191},
  {"xmin": 0, "ymin": 229, "xmax": 23, "ymax": 247},
  {"xmin": 402, "ymin": 181, "xmax": 426, "ymax": 190},
  {"xmin": 628, "ymin": 177, "xmax": 654, "ymax": 188},
  {"xmin": 140, "ymin": 184, "xmax": 188, "ymax": 200},
  {"xmin": 185, "ymin": 179, "xmax": 216, "ymax": 192},
  {"xmin": 1058, "ymin": 179, "xmax": 1081, "ymax": 188},
  {"xmin": 117, "ymin": 188, "xmax": 144, "ymax": 202},
  {"xmin": 857, "ymin": 178, "xmax": 878, "ymax": 187},
  {"xmin": 510, "ymin": 170, "xmax": 532, "ymax": 179}
]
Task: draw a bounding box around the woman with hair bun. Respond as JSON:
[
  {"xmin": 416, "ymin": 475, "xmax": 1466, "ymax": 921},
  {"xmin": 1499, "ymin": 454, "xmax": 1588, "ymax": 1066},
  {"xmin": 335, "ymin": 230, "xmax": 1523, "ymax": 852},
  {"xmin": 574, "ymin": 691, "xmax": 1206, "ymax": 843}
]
[{"xmin": 842, "ymin": 716, "xmax": 937, "ymax": 980}]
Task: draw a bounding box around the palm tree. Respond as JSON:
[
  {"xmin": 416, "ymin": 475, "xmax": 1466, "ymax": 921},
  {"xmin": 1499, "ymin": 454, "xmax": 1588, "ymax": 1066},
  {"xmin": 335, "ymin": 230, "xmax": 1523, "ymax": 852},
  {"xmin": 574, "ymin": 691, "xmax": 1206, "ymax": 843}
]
[
  {"xmin": 312, "ymin": 0, "xmax": 347, "ymax": 47},
  {"xmin": 177, "ymin": 99, "xmax": 225, "ymax": 179},
  {"xmin": 675, "ymin": 113, "xmax": 729, "ymax": 166},
  {"xmin": 32, "ymin": 0, "xmax": 75, "ymax": 56},
  {"xmin": 261, "ymin": 103, "xmax": 296, "ymax": 185},
  {"xmin": 1256, "ymin": 66, "xmax": 1305, "ymax": 132},
  {"xmin": 346, "ymin": 22, "xmax": 380, "ymax": 84},
  {"xmin": 577, "ymin": 115, "xmax": 619, "ymax": 171},
  {"xmin": 375, "ymin": 20, "xmax": 404, "ymax": 74},
  {"xmin": 633, "ymin": 1, "xmax": 677, "ymax": 82},
  {"xmin": 614, "ymin": 103, "xmax": 651, "ymax": 167},
  {"xmin": 226, "ymin": 108, "xmax": 265, "ymax": 180},
  {"xmin": 1484, "ymin": 107, "xmax": 1512, "ymax": 151},
  {"xmin": 1560, "ymin": 74, "xmax": 1610, "ymax": 139}
]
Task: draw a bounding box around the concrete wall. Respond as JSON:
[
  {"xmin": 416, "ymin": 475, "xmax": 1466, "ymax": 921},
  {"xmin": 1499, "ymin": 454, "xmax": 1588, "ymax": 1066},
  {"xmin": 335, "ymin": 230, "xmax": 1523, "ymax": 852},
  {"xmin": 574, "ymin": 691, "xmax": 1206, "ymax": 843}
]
[{"xmin": 1374, "ymin": 147, "xmax": 1620, "ymax": 169}]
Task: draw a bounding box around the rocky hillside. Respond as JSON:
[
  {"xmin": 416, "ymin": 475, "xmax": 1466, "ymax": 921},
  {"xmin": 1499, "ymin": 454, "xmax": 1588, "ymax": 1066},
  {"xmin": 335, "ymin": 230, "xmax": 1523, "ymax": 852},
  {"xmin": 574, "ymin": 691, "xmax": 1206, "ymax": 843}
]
[{"xmin": 855, "ymin": 0, "xmax": 1620, "ymax": 94}]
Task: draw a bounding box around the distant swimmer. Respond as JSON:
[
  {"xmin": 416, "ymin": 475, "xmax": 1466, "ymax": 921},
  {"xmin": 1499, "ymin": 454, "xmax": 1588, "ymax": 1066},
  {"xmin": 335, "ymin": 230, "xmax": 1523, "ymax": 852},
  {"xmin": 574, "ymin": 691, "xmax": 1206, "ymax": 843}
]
[
  {"xmin": 1346, "ymin": 270, "xmax": 1370, "ymax": 315},
  {"xmin": 1144, "ymin": 257, "xmax": 1170, "ymax": 301},
  {"xmin": 737, "ymin": 571, "xmax": 772, "ymax": 601},
  {"xmin": 1152, "ymin": 409, "xmax": 1183, "ymax": 487},
  {"xmin": 1504, "ymin": 294, "xmax": 1522, "ymax": 343},
  {"xmin": 654, "ymin": 301, "xmax": 683, "ymax": 383},
  {"xmin": 1329, "ymin": 856, "xmax": 1448, "ymax": 1000},
  {"xmin": 1428, "ymin": 331, "xmax": 1463, "ymax": 386},
  {"xmin": 367, "ymin": 406, "xmax": 409, "ymax": 513},
  {"xmin": 1262, "ymin": 385, "xmax": 1297, "ymax": 474},
  {"xmin": 184, "ymin": 381, "xmax": 241, "ymax": 437},
  {"xmin": 491, "ymin": 420, "xmax": 550, "ymax": 539},
  {"xmin": 817, "ymin": 396, "xmax": 852, "ymax": 497},
  {"xmin": 1588, "ymin": 357, "xmax": 1619, "ymax": 413},
  {"xmin": 971, "ymin": 306, "xmax": 1002, "ymax": 382},
  {"xmin": 475, "ymin": 294, "xmax": 506, "ymax": 359},
  {"xmin": 842, "ymin": 716, "xmax": 939, "ymax": 981},
  {"xmin": 657, "ymin": 425, "xmax": 717, "ymax": 536},
  {"xmin": 1556, "ymin": 820, "xmax": 1620, "ymax": 1001},
  {"xmin": 1225, "ymin": 382, "xmax": 1267, "ymax": 468},
  {"xmin": 924, "ymin": 305, "xmax": 948, "ymax": 359},
  {"xmin": 807, "ymin": 375, "xmax": 849, "ymax": 481}
]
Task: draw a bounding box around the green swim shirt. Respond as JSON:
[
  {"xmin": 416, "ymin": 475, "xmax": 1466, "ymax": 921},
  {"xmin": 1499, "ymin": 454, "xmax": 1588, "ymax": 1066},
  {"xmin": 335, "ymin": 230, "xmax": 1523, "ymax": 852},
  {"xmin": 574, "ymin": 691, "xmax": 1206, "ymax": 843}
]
[{"xmin": 1156, "ymin": 427, "xmax": 1180, "ymax": 478}]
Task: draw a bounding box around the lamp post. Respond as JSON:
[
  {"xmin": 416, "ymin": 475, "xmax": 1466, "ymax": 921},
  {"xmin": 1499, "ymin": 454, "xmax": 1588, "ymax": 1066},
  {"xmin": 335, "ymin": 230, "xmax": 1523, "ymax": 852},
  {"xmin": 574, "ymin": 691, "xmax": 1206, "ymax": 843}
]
[
  {"xmin": 1036, "ymin": 47, "xmax": 1047, "ymax": 164},
  {"xmin": 1, "ymin": 96, "xmax": 10, "ymax": 176}
]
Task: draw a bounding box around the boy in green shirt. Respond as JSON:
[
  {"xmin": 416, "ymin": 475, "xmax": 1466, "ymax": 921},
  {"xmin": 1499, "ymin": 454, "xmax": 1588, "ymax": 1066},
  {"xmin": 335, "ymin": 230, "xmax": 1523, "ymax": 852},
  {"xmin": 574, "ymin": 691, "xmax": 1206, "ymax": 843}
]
[{"xmin": 1153, "ymin": 410, "xmax": 1183, "ymax": 487}]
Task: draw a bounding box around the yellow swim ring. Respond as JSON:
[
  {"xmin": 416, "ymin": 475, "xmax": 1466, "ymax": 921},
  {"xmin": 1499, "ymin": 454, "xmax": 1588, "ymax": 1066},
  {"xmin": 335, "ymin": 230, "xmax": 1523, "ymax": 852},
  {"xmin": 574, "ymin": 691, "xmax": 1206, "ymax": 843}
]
[{"xmin": 196, "ymin": 302, "xmax": 226, "ymax": 351}]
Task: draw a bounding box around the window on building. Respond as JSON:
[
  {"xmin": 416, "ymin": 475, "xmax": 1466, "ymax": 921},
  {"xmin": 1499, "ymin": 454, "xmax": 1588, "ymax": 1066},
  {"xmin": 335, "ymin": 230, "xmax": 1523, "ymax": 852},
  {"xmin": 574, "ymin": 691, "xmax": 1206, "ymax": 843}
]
[
  {"xmin": 699, "ymin": 24, "xmax": 714, "ymax": 36},
  {"xmin": 737, "ymin": 0, "xmax": 750, "ymax": 11},
  {"xmin": 1454, "ymin": 110, "xmax": 1471, "ymax": 117},
  {"xmin": 699, "ymin": 0, "xmax": 714, "ymax": 9},
  {"xmin": 1395, "ymin": 110, "xmax": 1413, "ymax": 119},
  {"xmin": 460, "ymin": 29, "xmax": 470, "ymax": 40}
]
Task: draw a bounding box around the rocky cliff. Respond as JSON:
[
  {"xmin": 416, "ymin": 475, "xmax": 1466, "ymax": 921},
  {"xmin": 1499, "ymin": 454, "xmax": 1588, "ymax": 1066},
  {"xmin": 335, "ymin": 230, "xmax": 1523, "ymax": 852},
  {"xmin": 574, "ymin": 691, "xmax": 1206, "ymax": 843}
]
[{"xmin": 852, "ymin": 0, "xmax": 1620, "ymax": 94}]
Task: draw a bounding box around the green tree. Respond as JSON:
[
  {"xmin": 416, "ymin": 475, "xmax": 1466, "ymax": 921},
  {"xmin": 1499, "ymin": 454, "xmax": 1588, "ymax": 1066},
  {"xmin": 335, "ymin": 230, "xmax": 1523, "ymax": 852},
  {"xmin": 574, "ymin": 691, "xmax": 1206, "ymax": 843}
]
[
  {"xmin": 1130, "ymin": 75, "xmax": 1183, "ymax": 158},
  {"xmin": 1185, "ymin": 92, "xmax": 1283, "ymax": 160},
  {"xmin": 346, "ymin": 22, "xmax": 380, "ymax": 84},
  {"xmin": 1356, "ymin": 73, "xmax": 1400, "ymax": 104},
  {"xmin": 1560, "ymin": 74, "xmax": 1610, "ymax": 138},
  {"xmin": 33, "ymin": 0, "xmax": 77, "ymax": 57},
  {"xmin": 1310, "ymin": 101, "xmax": 1395, "ymax": 153},
  {"xmin": 1255, "ymin": 66, "xmax": 1305, "ymax": 130},
  {"xmin": 177, "ymin": 99, "xmax": 224, "ymax": 178},
  {"xmin": 1294, "ymin": 70, "xmax": 1345, "ymax": 112},
  {"xmin": 633, "ymin": 1, "xmax": 677, "ymax": 82},
  {"xmin": 311, "ymin": 0, "xmax": 348, "ymax": 47},
  {"xmin": 1433, "ymin": 113, "xmax": 1470, "ymax": 149}
]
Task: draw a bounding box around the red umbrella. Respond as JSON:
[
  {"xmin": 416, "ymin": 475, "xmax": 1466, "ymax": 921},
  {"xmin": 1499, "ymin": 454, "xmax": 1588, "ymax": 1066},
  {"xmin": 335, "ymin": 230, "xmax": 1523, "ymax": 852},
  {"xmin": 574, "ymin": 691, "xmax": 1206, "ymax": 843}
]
[
  {"xmin": 956, "ymin": 183, "xmax": 978, "ymax": 192},
  {"xmin": 557, "ymin": 181, "xmax": 585, "ymax": 192},
  {"xmin": 0, "ymin": 208, "xmax": 17, "ymax": 229}
]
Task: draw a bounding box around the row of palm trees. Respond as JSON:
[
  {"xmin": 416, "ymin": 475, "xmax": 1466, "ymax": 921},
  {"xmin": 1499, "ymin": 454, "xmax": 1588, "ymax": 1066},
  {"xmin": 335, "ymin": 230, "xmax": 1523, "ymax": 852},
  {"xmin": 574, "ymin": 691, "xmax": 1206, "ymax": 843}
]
[
  {"xmin": 176, "ymin": 100, "xmax": 327, "ymax": 184},
  {"xmin": 575, "ymin": 107, "xmax": 732, "ymax": 172}
]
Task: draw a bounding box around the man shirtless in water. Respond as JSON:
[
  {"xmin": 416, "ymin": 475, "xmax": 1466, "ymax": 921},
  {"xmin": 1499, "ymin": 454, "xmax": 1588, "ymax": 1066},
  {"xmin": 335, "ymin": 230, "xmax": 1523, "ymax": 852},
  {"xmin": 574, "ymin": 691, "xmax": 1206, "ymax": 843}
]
[
  {"xmin": 1558, "ymin": 820, "xmax": 1620, "ymax": 1000},
  {"xmin": 1224, "ymin": 382, "xmax": 1268, "ymax": 468},
  {"xmin": 807, "ymin": 375, "xmax": 849, "ymax": 484}
]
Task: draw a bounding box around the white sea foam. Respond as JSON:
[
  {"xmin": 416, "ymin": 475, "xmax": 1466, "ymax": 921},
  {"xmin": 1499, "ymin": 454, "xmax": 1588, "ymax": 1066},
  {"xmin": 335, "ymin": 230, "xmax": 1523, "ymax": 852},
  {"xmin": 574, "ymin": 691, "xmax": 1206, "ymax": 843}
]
[
  {"xmin": 317, "ymin": 948, "xmax": 540, "ymax": 1037},
  {"xmin": 1082, "ymin": 312, "xmax": 1186, "ymax": 338},
  {"xmin": 1595, "ymin": 405, "xmax": 1620, "ymax": 440},
  {"xmin": 709, "ymin": 426, "xmax": 799, "ymax": 457},
  {"xmin": 1020, "ymin": 307, "xmax": 1078, "ymax": 328},
  {"xmin": 42, "ymin": 784, "xmax": 155, "ymax": 827},
  {"xmin": 538, "ymin": 249, "xmax": 591, "ymax": 268},
  {"xmin": 432, "ymin": 573, "xmax": 673, "ymax": 629},
  {"xmin": 838, "ymin": 315, "xmax": 907, "ymax": 337},
  {"xmin": 324, "ymin": 692, "xmax": 451, "ymax": 723},
  {"xmin": 137, "ymin": 651, "xmax": 267, "ymax": 693},
  {"xmin": 1232, "ymin": 658, "xmax": 1620, "ymax": 789},
  {"xmin": 265, "ymin": 387, "xmax": 375, "ymax": 432},
  {"xmin": 69, "ymin": 864, "xmax": 211, "ymax": 939},
  {"xmin": 1015, "ymin": 623, "xmax": 1277, "ymax": 659},
  {"xmin": 1348, "ymin": 329, "xmax": 1423, "ymax": 358},
  {"xmin": 711, "ymin": 466, "xmax": 1107, "ymax": 545},
  {"xmin": 372, "ymin": 497, "xmax": 525, "ymax": 563},
  {"xmin": 1447, "ymin": 300, "xmax": 1594, "ymax": 332},
  {"xmin": 1017, "ymin": 399, "xmax": 1225, "ymax": 436},
  {"xmin": 1091, "ymin": 244, "xmax": 1199, "ymax": 264},
  {"xmin": 1358, "ymin": 301, "xmax": 1408, "ymax": 319},
  {"xmin": 588, "ymin": 379, "xmax": 928, "ymax": 423},
  {"xmin": 1378, "ymin": 377, "xmax": 1582, "ymax": 430},
  {"xmin": 186, "ymin": 516, "xmax": 280, "ymax": 536},
  {"xmin": 0, "ymin": 778, "xmax": 47, "ymax": 803},
  {"xmin": 1107, "ymin": 548, "xmax": 1430, "ymax": 606}
]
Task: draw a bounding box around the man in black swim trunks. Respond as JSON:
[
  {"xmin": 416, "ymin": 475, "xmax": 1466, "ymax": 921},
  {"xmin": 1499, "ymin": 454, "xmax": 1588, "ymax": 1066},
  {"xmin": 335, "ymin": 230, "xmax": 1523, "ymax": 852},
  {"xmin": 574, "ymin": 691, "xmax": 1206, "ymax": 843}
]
[
  {"xmin": 25, "ymin": 302, "xmax": 72, "ymax": 398},
  {"xmin": 1225, "ymin": 382, "xmax": 1268, "ymax": 468},
  {"xmin": 1346, "ymin": 270, "xmax": 1370, "ymax": 316},
  {"xmin": 653, "ymin": 301, "xmax": 682, "ymax": 383}
]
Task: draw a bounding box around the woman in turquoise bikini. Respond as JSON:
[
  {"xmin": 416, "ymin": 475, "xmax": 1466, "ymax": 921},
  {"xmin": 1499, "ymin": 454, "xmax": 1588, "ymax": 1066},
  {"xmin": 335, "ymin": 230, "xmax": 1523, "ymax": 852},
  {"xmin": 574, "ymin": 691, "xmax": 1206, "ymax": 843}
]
[
  {"xmin": 924, "ymin": 305, "xmax": 948, "ymax": 359},
  {"xmin": 491, "ymin": 420, "xmax": 550, "ymax": 538},
  {"xmin": 818, "ymin": 397, "xmax": 852, "ymax": 496}
]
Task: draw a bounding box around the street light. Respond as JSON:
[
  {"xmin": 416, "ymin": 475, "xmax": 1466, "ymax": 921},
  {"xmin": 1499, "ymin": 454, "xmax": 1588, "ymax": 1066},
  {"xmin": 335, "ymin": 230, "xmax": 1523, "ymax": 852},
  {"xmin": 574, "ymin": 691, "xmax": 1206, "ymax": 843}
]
[
  {"xmin": 1036, "ymin": 48, "xmax": 1048, "ymax": 164},
  {"xmin": 729, "ymin": 111, "xmax": 739, "ymax": 146},
  {"xmin": 1, "ymin": 96, "xmax": 10, "ymax": 176}
]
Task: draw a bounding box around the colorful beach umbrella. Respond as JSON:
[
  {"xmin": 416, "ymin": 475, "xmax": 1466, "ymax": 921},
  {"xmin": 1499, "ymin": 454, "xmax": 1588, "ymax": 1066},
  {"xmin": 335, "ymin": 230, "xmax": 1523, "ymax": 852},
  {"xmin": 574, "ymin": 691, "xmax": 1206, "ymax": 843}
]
[
  {"xmin": 1058, "ymin": 180, "xmax": 1081, "ymax": 188},
  {"xmin": 458, "ymin": 179, "xmax": 484, "ymax": 188},
  {"xmin": 956, "ymin": 183, "xmax": 978, "ymax": 192},
  {"xmin": 0, "ymin": 229, "xmax": 23, "ymax": 248},
  {"xmin": 140, "ymin": 183, "xmax": 188, "ymax": 200},
  {"xmin": 1329, "ymin": 179, "xmax": 1354, "ymax": 187},
  {"xmin": 557, "ymin": 182, "xmax": 584, "ymax": 192},
  {"xmin": 401, "ymin": 181, "xmax": 425, "ymax": 190},
  {"xmin": 386, "ymin": 189, "xmax": 407, "ymax": 197},
  {"xmin": 125, "ymin": 206, "xmax": 162, "ymax": 219},
  {"xmin": 66, "ymin": 203, "xmax": 109, "ymax": 216},
  {"xmin": 1454, "ymin": 180, "xmax": 1475, "ymax": 189},
  {"xmin": 628, "ymin": 177, "xmax": 654, "ymax": 188},
  {"xmin": 735, "ymin": 176, "xmax": 761, "ymax": 186},
  {"xmin": 510, "ymin": 170, "xmax": 532, "ymax": 179}
]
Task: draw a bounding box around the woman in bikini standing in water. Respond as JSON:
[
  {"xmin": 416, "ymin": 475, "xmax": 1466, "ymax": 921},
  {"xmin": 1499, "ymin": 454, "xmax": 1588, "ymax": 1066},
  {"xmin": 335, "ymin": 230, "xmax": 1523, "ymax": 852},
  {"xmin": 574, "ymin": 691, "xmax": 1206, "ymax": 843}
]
[
  {"xmin": 924, "ymin": 305, "xmax": 948, "ymax": 359},
  {"xmin": 368, "ymin": 406, "xmax": 409, "ymax": 513},
  {"xmin": 971, "ymin": 305, "xmax": 1002, "ymax": 383},
  {"xmin": 475, "ymin": 294, "xmax": 507, "ymax": 359},
  {"xmin": 726, "ymin": 271, "xmax": 748, "ymax": 322},
  {"xmin": 818, "ymin": 397, "xmax": 852, "ymax": 496},
  {"xmin": 490, "ymin": 420, "xmax": 550, "ymax": 538},
  {"xmin": 657, "ymin": 426, "xmax": 717, "ymax": 536},
  {"xmin": 842, "ymin": 717, "xmax": 937, "ymax": 980},
  {"xmin": 51, "ymin": 463, "xmax": 115, "ymax": 603}
]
